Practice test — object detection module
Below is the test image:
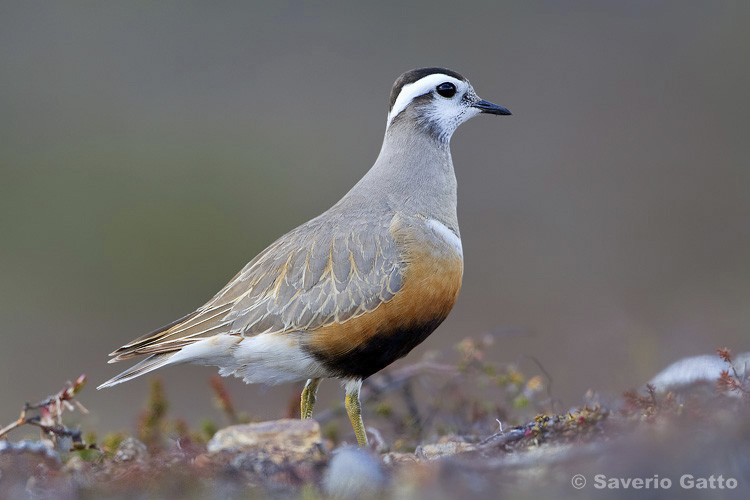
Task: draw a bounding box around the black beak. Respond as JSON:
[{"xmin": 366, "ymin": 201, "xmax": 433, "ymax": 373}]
[{"xmin": 472, "ymin": 99, "xmax": 512, "ymax": 116}]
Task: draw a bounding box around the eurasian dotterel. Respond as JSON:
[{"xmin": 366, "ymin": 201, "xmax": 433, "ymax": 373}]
[{"xmin": 99, "ymin": 67, "xmax": 511, "ymax": 446}]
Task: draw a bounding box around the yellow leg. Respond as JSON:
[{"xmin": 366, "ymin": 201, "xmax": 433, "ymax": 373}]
[
  {"xmin": 344, "ymin": 380, "xmax": 368, "ymax": 447},
  {"xmin": 301, "ymin": 378, "xmax": 321, "ymax": 420}
]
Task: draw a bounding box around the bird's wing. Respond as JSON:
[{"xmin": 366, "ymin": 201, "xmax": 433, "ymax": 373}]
[{"xmin": 108, "ymin": 213, "xmax": 404, "ymax": 361}]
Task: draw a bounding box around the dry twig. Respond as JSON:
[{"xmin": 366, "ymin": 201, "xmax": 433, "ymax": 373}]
[{"xmin": 0, "ymin": 375, "xmax": 90, "ymax": 448}]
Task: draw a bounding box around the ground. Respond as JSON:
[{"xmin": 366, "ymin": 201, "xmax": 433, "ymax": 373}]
[{"xmin": 1, "ymin": 341, "xmax": 748, "ymax": 499}]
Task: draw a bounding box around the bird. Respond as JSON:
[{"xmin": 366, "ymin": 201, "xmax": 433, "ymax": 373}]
[{"xmin": 98, "ymin": 67, "xmax": 511, "ymax": 446}]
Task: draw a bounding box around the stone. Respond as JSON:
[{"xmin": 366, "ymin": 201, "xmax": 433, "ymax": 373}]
[
  {"xmin": 415, "ymin": 441, "xmax": 477, "ymax": 459},
  {"xmin": 649, "ymin": 352, "xmax": 750, "ymax": 396},
  {"xmin": 114, "ymin": 437, "xmax": 148, "ymax": 462},
  {"xmin": 322, "ymin": 446, "xmax": 386, "ymax": 499},
  {"xmin": 0, "ymin": 440, "xmax": 60, "ymax": 463},
  {"xmin": 207, "ymin": 419, "xmax": 324, "ymax": 463},
  {"xmin": 0, "ymin": 440, "xmax": 62, "ymax": 496},
  {"xmin": 381, "ymin": 452, "xmax": 419, "ymax": 466}
]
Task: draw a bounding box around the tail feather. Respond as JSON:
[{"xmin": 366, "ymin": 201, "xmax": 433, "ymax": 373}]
[{"xmin": 97, "ymin": 352, "xmax": 178, "ymax": 389}]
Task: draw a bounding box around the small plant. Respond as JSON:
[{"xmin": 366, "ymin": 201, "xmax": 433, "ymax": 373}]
[
  {"xmin": 622, "ymin": 383, "xmax": 680, "ymax": 421},
  {"xmin": 716, "ymin": 348, "xmax": 749, "ymax": 400},
  {"xmin": 0, "ymin": 374, "xmax": 95, "ymax": 450},
  {"xmin": 210, "ymin": 375, "xmax": 239, "ymax": 424},
  {"xmin": 136, "ymin": 378, "xmax": 169, "ymax": 449}
]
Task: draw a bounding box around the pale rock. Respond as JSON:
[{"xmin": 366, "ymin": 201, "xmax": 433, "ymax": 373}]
[
  {"xmin": 114, "ymin": 437, "xmax": 148, "ymax": 462},
  {"xmin": 322, "ymin": 446, "xmax": 386, "ymax": 499},
  {"xmin": 649, "ymin": 352, "xmax": 750, "ymax": 396},
  {"xmin": 416, "ymin": 441, "xmax": 477, "ymax": 459},
  {"xmin": 207, "ymin": 419, "xmax": 324, "ymax": 463}
]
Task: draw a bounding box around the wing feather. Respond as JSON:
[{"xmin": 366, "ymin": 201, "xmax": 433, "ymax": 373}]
[{"xmin": 107, "ymin": 213, "xmax": 404, "ymax": 362}]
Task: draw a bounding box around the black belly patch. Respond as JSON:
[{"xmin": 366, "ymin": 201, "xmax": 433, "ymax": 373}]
[{"xmin": 307, "ymin": 317, "xmax": 446, "ymax": 379}]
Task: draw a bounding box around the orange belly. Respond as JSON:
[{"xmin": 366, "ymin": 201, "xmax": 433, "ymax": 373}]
[{"xmin": 305, "ymin": 241, "xmax": 463, "ymax": 379}]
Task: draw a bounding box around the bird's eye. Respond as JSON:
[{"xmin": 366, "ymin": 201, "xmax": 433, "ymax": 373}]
[{"xmin": 436, "ymin": 82, "xmax": 457, "ymax": 98}]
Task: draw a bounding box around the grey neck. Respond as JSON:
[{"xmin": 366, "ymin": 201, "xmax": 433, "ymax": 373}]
[{"xmin": 343, "ymin": 118, "xmax": 460, "ymax": 234}]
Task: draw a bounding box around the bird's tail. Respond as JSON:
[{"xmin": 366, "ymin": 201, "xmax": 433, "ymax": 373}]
[{"xmin": 97, "ymin": 352, "xmax": 178, "ymax": 389}]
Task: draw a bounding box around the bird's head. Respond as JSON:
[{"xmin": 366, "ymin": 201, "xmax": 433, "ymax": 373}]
[{"xmin": 386, "ymin": 67, "xmax": 511, "ymax": 143}]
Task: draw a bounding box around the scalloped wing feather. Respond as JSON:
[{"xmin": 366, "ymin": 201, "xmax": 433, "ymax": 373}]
[{"xmin": 107, "ymin": 213, "xmax": 404, "ymax": 362}]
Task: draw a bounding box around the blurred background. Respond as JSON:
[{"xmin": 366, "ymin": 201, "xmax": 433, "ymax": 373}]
[{"xmin": 1, "ymin": 1, "xmax": 749, "ymax": 434}]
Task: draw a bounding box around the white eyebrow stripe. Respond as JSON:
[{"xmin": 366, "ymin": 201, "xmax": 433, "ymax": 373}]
[{"xmin": 386, "ymin": 74, "xmax": 462, "ymax": 129}]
